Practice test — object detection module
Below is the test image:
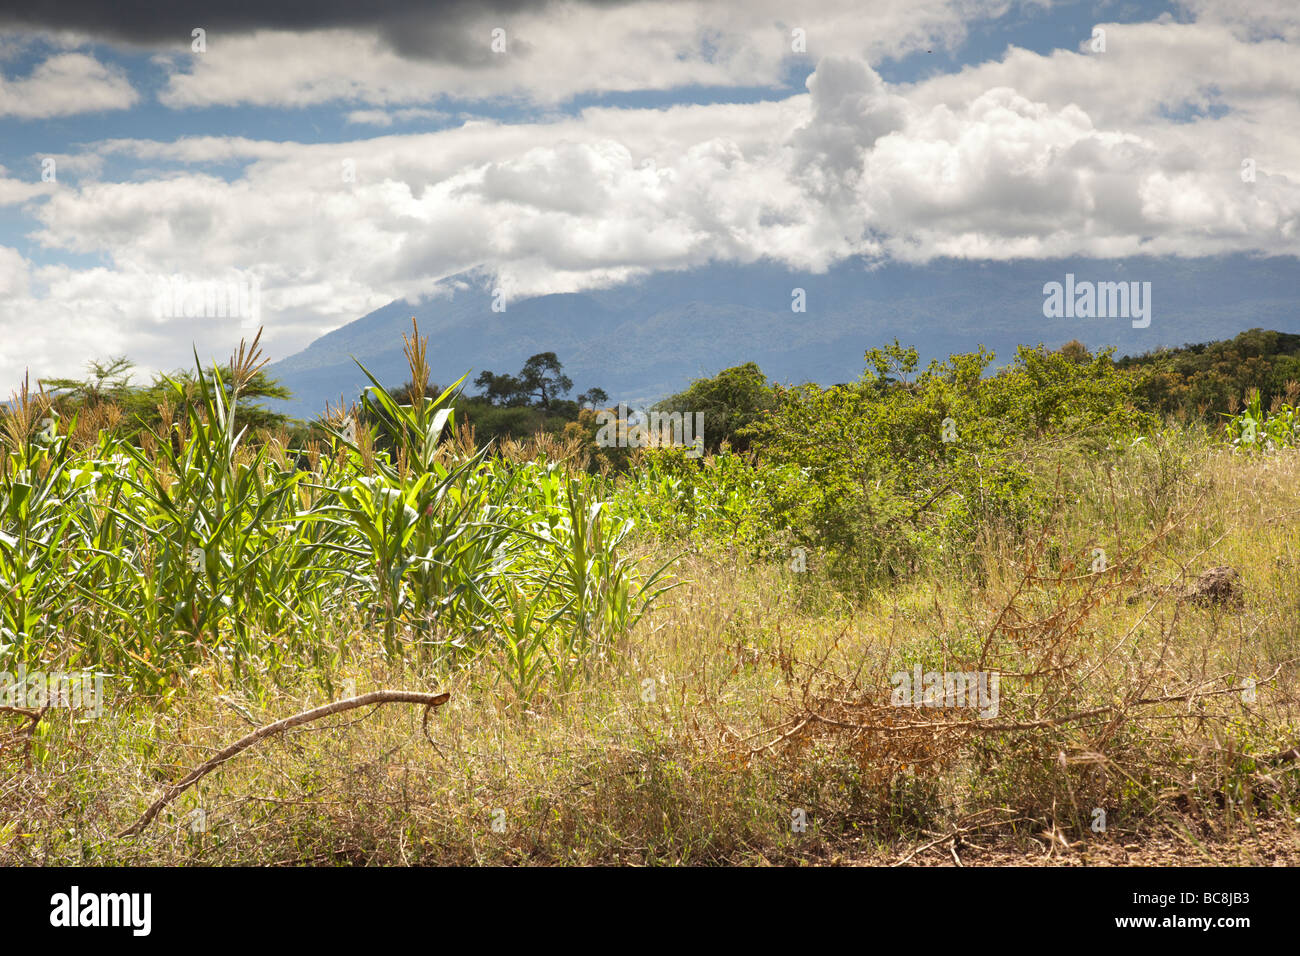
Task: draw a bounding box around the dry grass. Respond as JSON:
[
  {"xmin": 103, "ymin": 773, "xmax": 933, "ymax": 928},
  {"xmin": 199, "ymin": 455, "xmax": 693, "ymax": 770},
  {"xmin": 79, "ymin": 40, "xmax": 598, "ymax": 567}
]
[{"xmin": 2, "ymin": 439, "xmax": 1299, "ymax": 865}]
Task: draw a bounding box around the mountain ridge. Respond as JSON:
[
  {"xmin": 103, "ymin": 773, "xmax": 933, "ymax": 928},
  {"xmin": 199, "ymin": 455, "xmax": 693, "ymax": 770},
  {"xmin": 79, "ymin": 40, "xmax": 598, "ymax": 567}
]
[{"xmin": 263, "ymin": 256, "xmax": 1299, "ymax": 419}]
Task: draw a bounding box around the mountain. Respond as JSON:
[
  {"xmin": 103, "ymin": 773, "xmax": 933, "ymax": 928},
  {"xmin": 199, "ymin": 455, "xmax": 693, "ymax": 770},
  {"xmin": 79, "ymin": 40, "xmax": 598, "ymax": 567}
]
[{"xmin": 264, "ymin": 255, "xmax": 1300, "ymax": 420}]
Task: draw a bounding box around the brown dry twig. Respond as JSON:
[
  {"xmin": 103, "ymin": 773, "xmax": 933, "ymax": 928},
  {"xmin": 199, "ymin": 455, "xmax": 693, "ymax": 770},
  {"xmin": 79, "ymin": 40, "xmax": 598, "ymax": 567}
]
[
  {"xmin": 0, "ymin": 704, "xmax": 46, "ymax": 727},
  {"xmin": 891, "ymin": 811, "xmax": 1033, "ymax": 867},
  {"xmin": 117, "ymin": 690, "xmax": 450, "ymax": 838},
  {"xmin": 0, "ymin": 704, "xmax": 49, "ymax": 762}
]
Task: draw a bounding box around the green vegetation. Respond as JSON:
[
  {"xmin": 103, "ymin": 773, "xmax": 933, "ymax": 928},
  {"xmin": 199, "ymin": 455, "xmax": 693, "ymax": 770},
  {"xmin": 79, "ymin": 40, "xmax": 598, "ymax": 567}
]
[
  {"xmin": 653, "ymin": 361, "xmax": 774, "ymax": 452},
  {"xmin": 1118, "ymin": 327, "xmax": 1300, "ymax": 420},
  {"xmin": 1, "ymin": 328, "xmax": 669, "ymax": 700},
  {"xmin": 452, "ymin": 351, "xmax": 598, "ymax": 445},
  {"xmin": 625, "ymin": 340, "xmax": 1150, "ymax": 587},
  {"xmin": 2, "ymin": 326, "xmax": 1298, "ymax": 865},
  {"xmin": 40, "ymin": 354, "xmax": 296, "ymax": 447}
]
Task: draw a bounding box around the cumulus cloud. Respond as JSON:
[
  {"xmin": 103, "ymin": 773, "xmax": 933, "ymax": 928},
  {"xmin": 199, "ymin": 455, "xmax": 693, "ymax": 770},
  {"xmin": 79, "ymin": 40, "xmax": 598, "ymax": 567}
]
[
  {"xmin": 0, "ymin": 51, "xmax": 137, "ymax": 118},
  {"xmin": 0, "ymin": 246, "xmax": 28, "ymax": 296},
  {"xmin": 0, "ymin": 256, "xmax": 164, "ymax": 397},
  {"xmin": 1180, "ymin": 0, "xmax": 1300, "ymax": 42},
  {"xmin": 43, "ymin": 40, "xmax": 1292, "ymax": 276},
  {"xmin": 0, "ymin": 169, "xmax": 53, "ymax": 206},
  {"xmin": 145, "ymin": 1, "xmax": 1013, "ymax": 108},
  {"xmin": 2, "ymin": 0, "xmax": 1016, "ymax": 107},
  {"xmin": 0, "ymin": 1, "xmax": 604, "ymax": 61},
  {"xmin": 346, "ymin": 107, "xmax": 451, "ymax": 126},
  {"xmin": 794, "ymin": 55, "xmax": 909, "ymax": 199},
  {"xmin": 1, "ymin": 2, "xmax": 1298, "ymax": 389}
]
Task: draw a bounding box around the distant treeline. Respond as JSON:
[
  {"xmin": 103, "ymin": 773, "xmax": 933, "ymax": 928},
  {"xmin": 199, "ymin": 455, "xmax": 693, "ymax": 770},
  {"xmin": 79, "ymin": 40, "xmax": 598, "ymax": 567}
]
[
  {"xmin": 22, "ymin": 328, "xmax": 1300, "ymax": 454},
  {"xmin": 1117, "ymin": 328, "xmax": 1300, "ymax": 419}
]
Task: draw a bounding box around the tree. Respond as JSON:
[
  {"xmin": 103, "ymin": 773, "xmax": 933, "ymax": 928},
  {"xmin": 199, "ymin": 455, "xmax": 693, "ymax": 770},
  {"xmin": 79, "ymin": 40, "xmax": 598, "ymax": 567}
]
[
  {"xmin": 577, "ymin": 386, "xmax": 608, "ymax": 409},
  {"xmin": 1116, "ymin": 328, "xmax": 1300, "ymax": 420},
  {"xmin": 654, "ymin": 362, "xmax": 775, "ymax": 452},
  {"xmin": 390, "ymin": 379, "xmax": 445, "ymax": 407},
  {"xmin": 40, "ymin": 356, "xmax": 294, "ymax": 445},
  {"xmin": 473, "ymin": 370, "xmax": 527, "ymax": 406},
  {"xmin": 1059, "ymin": 339, "xmax": 1090, "ymax": 364},
  {"xmin": 861, "ymin": 340, "xmax": 919, "ymax": 393},
  {"xmin": 41, "ymin": 356, "xmax": 135, "ymax": 407},
  {"xmin": 474, "ymin": 352, "xmax": 578, "ymax": 409},
  {"xmin": 517, "ymin": 352, "xmax": 572, "ymax": 408}
]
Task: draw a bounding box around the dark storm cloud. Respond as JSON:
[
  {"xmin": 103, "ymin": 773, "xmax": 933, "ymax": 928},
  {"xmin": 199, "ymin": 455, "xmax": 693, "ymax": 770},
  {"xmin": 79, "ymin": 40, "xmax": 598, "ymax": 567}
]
[{"xmin": 0, "ymin": 0, "xmax": 640, "ymax": 66}]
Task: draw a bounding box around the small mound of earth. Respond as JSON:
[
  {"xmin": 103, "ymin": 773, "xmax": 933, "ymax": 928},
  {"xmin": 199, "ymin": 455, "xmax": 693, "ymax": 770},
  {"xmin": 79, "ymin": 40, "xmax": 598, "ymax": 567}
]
[
  {"xmin": 1181, "ymin": 566, "xmax": 1244, "ymax": 607},
  {"xmin": 1125, "ymin": 566, "xmax": 1244, "ymax": 608}
]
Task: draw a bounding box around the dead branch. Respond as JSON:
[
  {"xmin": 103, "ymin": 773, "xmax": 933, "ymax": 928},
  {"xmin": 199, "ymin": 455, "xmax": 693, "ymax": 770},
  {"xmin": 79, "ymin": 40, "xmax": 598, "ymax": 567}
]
[
  {"xmin": 891, "ymin": 811, "xmax": 1033, "ymax": 867},
  {"xmin": 117, "ymin": 690, "xmax": 450, "ymax": 838},
  {"xmin": 0, "ymin": 704, "xmax": 49, "ymax": 762},
  {"xmin": 0, "ymin": 704, "xmax": 46, "ymax": 727}
]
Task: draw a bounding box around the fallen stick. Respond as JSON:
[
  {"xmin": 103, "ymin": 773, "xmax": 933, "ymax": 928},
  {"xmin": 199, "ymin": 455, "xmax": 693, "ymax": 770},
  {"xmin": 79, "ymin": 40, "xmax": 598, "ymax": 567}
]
[
  {"xmin": 0, "ymin": 704, "xmax": 47, "ymax": 726},
  {"xmin": 117, "ymin": 689, "xmax": 450, "ymax": 838},
  {"xmin": 891, "ymin": 814, "xmax": 1032, "ymax": 867}
]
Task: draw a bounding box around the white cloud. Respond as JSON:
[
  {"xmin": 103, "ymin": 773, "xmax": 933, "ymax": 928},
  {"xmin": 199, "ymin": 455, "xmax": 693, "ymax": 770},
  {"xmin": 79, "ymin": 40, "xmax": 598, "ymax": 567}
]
[
  {"xmin": 0, "ymin": 169, "xmax": 53, "ymax": 206},
  {"xmin": 0, "ymin": 246, "xmax": 28, "ymax": 296},
  {"xmin": 153, "ymin": 1, "xmax": 1013, "ymax": 109},
  {"xmin": 345, "ymin": 107, "xmax": 451, "ymax": 126},
  {"xmin": 0, "ymin": 258, "xmax": 144, "ymax": 394},
  {"xmin": 1178, "ymin": 0, "xmax": 1300, "ymax": 42},
  {"xmin": 2, "ymin": 3, "xmax": 1299, "ymax": 389},
  {"xmin": 0, "ymin": 50, "xmax": 137, "ymax": 118}
]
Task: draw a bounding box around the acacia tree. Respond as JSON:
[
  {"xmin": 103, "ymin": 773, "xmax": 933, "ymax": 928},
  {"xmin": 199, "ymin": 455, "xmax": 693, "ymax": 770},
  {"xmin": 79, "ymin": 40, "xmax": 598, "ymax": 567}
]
[
  {"xmin": 42, "ymin": 356, "xmax": 136, "ymax": 406},
  {"xmin": 473, "ymin": 370, "xmax": 527, "ymax": 406},
  {"xmin": 577, "ymin": 386, "xmax": 608, "ymax": 409},
  {"xmin": 475, "ymin": 352, "xmax": 579, "ymax": 410},
  {"xmin": 517, "ymin": 352, "xmax": 572, "ymax": 408}
]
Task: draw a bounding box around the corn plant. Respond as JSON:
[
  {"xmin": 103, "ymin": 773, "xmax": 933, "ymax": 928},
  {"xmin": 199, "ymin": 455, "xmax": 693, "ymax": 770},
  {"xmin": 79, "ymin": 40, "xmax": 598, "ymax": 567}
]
[
  {"xmin": 0, "ymin": 322, "xmax": 678, "ymax": 701},
  {"xmin": 1223, "ymin": 390, "xmax": 1300, "ymax": 452}
]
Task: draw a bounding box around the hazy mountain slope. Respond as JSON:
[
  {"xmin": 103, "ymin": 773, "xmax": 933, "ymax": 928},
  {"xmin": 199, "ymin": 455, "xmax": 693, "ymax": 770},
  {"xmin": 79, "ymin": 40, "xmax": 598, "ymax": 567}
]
[{"xmin": 264, "ymin": 256, "xmax": 1299, "ymax": 419}]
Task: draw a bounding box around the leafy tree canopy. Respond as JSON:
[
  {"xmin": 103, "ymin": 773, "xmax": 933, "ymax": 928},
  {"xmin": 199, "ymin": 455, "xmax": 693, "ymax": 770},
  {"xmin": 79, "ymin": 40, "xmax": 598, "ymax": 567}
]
[
  {"xmin": 474, "ymin": 352, "xmax": 581, "ymax": 410},
  {"xmin": 654, "ymin": 361, "xmax": 776, "ymax": 452},
  {"xmin": 41, "ymin": 355, "xmax": 293, "ymax": 443}
]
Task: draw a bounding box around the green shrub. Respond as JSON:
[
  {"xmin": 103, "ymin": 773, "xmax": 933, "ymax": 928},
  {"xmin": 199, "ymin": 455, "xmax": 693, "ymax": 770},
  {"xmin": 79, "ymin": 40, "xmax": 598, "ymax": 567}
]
[
  {"xmin": 743, "ymin": 342, "xmax": 1153, "ymax": 590},
  {"xmin": 1222, "ymin": 389, "xmax": 1300, "ymax": 452},
  {"xmin": 610, "ymin": 444, "xmax": 799, "ymax": 558}
]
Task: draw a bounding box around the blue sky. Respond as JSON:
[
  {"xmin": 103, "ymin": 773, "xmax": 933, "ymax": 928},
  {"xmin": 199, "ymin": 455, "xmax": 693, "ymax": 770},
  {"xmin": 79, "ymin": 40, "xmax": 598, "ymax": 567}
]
[{"xmin": 0, "ymin": 0, "xmax": 1295, "ymax": 391}]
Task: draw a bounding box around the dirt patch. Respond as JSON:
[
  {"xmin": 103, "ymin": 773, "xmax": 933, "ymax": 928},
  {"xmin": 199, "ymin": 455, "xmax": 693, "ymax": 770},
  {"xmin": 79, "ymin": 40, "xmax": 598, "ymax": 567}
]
[{"xmin": 874, "ymin": 816, "xmax": 1300, "ymax": 866}]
